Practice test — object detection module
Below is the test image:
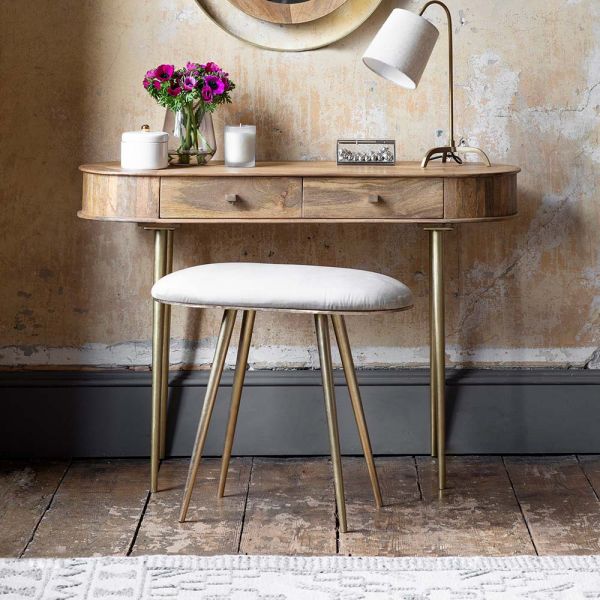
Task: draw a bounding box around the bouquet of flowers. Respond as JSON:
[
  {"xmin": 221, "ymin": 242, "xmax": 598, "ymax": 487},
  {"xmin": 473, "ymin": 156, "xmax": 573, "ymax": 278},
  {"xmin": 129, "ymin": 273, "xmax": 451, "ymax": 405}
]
[{"xmin": 143, "ymin": 62, "xmax": 235, "ymax": 165}]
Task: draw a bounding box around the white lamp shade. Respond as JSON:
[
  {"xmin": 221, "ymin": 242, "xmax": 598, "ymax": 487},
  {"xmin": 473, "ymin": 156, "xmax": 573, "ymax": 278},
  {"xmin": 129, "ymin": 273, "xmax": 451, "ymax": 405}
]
[{"xmin": 362, "ymin": 8, "xmax": 439, "ymax": 89}]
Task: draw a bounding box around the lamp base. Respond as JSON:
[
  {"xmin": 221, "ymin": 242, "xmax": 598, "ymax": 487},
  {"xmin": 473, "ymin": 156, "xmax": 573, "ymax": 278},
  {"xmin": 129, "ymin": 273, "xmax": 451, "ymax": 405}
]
[{"xmin": 421, "ymin": 145, "xmax": 491, "ymax": 168}]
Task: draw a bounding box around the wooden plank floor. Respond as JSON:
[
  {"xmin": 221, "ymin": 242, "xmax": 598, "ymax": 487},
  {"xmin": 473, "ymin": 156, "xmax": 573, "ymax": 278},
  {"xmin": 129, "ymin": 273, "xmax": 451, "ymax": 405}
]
[{"xmin": 2, "ymin": 456, "xmax": 599, "ymax": 558}]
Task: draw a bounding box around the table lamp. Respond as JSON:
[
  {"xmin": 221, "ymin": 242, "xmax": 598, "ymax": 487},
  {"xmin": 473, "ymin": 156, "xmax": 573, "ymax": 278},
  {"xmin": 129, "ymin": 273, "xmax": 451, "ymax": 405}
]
[{"xmin": 362, "ymin": 1, "xmax": 491, "ymax": 168}]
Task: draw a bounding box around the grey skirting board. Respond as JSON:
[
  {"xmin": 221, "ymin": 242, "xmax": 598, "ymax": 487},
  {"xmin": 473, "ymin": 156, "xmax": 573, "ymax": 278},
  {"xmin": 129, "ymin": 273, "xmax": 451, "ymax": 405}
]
[{"xmin": 1, "ymin": 368, "xmax": 600, "ymax": 458}]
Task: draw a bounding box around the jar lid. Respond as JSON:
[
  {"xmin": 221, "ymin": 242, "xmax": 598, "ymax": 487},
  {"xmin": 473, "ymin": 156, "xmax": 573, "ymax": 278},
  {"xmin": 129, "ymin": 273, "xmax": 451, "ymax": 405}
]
[{"xmin": 122, "ymin": 125, "xmax": 168, "ymax": 143}]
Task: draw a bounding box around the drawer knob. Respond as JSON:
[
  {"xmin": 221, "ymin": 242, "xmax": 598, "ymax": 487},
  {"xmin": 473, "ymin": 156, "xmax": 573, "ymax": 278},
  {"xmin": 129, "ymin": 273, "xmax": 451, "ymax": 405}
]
[
  {"xmin": 368, "ymin": 194, "xmax": 382, "ymax": 204},
  {"xmin": 226, "ymin": 194, "xmax": 239, "ymax": 204}
]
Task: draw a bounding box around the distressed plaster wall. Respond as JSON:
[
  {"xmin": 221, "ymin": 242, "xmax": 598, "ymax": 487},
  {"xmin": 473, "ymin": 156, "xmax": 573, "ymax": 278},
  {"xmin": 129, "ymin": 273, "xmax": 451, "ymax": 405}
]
[{"xmin": 0, "ymin": 0, "xmax": 599, "ymax": 369}]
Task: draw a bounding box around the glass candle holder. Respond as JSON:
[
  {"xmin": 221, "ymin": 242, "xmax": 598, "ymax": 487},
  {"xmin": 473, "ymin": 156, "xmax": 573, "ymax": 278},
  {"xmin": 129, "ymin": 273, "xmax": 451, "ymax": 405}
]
[{"xmin": 224, "ymin": 125, "xmax": 256, "ymax": 168}]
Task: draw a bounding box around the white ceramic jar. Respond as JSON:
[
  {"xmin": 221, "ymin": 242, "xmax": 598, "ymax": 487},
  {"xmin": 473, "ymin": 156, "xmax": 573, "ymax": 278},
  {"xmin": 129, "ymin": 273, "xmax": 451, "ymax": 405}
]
[{"xmin": 121, "ymin": 125, "xmax": 169, "ymax": 170}]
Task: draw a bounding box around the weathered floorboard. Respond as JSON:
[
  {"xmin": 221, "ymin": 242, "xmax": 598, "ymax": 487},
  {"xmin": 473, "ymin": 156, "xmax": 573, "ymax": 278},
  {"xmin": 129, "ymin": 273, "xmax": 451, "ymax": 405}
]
[
  {"xmin": 393, "ymin": 456, "xmax": 534, "ymax": 556},
  {"xmin": 132, "ymin": 458, "xmax": 251, "ymax": 555},
  {"xmin": 339, "ymin": 456, "xmax": 423, "ymax": 556},
  {"xmin": 4, "ymin": 457, "xmax": 600, "ymax": 558},
  {"xmin": 239, "ymin": 458, "xmax": 336, "ymax": 555},
  {"xmin": 505, "ymin": 455, "xmax": 600, "ymax": 555},
  {"xmin": 0, "ymin": 461, "xmax": 69, "ymax": 558},
  {"xmin": 23, "ymin": 459, "xmax": 148, "ymax": 558},
  {"xmin": 578, "ymin": 455, "xmax": 600, "ymax": 497}
]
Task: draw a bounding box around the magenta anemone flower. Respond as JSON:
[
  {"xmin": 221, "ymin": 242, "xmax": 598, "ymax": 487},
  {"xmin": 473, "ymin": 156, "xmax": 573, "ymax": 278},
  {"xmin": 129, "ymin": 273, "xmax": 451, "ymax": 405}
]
[
  {"xmin": 143, "ymin": 78, "xmax": 150, "ymax": 89},
  {"xmin": 152, "ymin": 80, "xmax": 162, "ymax": 90},
  {"xmin": 182, "ymin": 75, "xmax": 197, "ymax": 91},
  {"xmin": 186, "ymin": 62, "xmax": 199, "ymax": 71},
  {"xmin": 202, "ymin": 62, "xmax": 221, "ymax": 73},
  {"xmin": 201, "ymin": 86, "xmax": 213, "ymax": 102},
  {"xmin": 205, "ymin": 75, "xmax": 225, "ymax": 95},
  {"xmin": 155, "ymin": 64, "xmax": 175, "ymax": 81},
  {"xmin": 144, "ymin": 69, "xmax": 157, "ymax": 85},
  {"xmin": 167, "ymin": 83, "xmax": 181, "ymax": 96}
]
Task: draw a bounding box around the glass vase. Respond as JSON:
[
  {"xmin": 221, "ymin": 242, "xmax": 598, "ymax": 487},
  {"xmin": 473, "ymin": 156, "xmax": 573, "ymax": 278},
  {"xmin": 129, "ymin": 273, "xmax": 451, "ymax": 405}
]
[{"xmin": 163, "ymin": 103, "xmax": 216, "ymax": 166}]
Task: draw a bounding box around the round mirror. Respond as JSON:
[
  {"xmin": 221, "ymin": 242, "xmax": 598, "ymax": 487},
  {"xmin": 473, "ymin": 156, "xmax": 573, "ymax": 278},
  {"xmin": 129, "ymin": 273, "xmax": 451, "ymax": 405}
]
[
  {"xmin": 226, "ymin": 0, "xmax": 348, "ymax": 24},
  {"xmin": 196, "ymin": 0, "xmax": 383, "ymax": 51}
]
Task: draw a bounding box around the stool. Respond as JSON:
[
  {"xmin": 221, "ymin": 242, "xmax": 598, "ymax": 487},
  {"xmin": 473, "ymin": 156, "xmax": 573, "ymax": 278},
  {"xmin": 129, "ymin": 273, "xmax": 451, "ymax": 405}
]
[{"xmin": 152, "ymin": 262, "xmax": 413, "ymax": 532}]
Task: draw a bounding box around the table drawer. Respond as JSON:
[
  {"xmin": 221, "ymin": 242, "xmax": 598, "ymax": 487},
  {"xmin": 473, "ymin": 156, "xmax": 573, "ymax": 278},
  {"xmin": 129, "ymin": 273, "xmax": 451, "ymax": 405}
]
[
  {"xmin": 303, "ymin": 177, "xmax": 443, "ymax": 219},
  {"xmin": 160, "ymin": 177, "xmax": 302, "ymax": 219}
]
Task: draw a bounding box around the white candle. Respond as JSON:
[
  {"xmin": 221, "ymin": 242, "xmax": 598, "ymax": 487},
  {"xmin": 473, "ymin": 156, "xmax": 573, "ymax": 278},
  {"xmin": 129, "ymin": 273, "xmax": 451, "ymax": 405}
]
[{"xmin": 224, "ymin": 125, "xmax": 256, "ymax": 168}]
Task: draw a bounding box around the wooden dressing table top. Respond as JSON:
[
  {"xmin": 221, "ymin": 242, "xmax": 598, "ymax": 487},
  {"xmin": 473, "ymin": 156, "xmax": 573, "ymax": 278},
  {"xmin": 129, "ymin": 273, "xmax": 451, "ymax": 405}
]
[
  {"xmin": 79, "ymin": 160, "xmax": 520, "ymax": 224},
  {"xmin": 80, "ymin": 160, "xmax": 519, "ymax": 178}
]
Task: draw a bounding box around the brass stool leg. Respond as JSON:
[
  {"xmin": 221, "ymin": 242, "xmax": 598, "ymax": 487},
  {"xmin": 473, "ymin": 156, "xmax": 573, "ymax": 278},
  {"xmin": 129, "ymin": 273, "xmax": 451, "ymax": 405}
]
[
  {"xmin": 315, "ymin": 314, "xmax": 348, "ymax": 534},
  {"xmin": 218, "ymin": 310, "xmax": 256, "ymax": 498},
  {"xmin": 331, "ymin": 314, "xmax": 383, "ymax": 509},
  {"xmin": 151, "ymin": 230, "xmax": 168, "ymax": 493},
  {"xmin": 159, "ymin": 229, "xmax": 174, "ymax": 460},
  {"xmin": 179, "ymin": 309, "xmax": 237, "ymax": 522}
]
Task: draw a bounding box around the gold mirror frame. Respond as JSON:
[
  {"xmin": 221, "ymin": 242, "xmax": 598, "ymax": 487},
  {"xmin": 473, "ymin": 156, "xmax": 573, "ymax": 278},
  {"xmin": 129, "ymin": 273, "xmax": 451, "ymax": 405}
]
[
  {"xmin": 226, "ymin": 0, "xmax": 349, "ymax": 25},
  {"xmin": 195, "ymin": 0, "xmax": 384, "ymax": 52}
]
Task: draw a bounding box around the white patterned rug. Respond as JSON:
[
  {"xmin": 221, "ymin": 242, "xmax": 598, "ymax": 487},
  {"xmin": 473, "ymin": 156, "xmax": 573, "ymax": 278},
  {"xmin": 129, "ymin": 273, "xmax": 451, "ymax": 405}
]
[{"xmin": 2, "ymin": 555, "xmax": 600, "ymax": 599}]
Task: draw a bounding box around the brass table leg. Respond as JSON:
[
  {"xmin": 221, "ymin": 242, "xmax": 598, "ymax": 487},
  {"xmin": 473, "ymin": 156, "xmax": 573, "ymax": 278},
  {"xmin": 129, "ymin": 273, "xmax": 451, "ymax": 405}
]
[
  {"xmin": 150, "ymin": 229, "xmax": 168, "ymax": 493},
  {"xmin": 159, "ymin": 229, "xmax": 174, "ymax": 460},
  {"xmin": 429, "ymin": 238, "xmax": 438, "ymax": 458},
  {"xmin": 426, "ymin": 227, "xmax": 452, "ymax": 491}
]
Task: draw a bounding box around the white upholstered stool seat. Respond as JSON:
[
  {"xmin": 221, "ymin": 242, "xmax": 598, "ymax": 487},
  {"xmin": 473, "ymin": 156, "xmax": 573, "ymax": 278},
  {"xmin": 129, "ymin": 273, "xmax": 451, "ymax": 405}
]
[
  {"xmin": 153, "ymin": 262, "xmax": 414, "ymax": 533},
  {"xmin": 152, "ymin": 262, "xmax": 413, "ymax": 313}
]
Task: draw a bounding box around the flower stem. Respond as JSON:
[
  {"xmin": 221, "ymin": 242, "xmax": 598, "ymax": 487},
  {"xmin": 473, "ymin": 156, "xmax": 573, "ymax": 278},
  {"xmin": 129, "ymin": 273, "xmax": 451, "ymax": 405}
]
[
  {"xmin": 174, "ymin": 103, "xmax": 215, "ymax": 165},
  {"xmin": 176, "ymin": 102, "xmax": 195, "ymax": 165},
  {"xmin": 195, "ymin": 106, "xmax": 214, "ymax": 155}
]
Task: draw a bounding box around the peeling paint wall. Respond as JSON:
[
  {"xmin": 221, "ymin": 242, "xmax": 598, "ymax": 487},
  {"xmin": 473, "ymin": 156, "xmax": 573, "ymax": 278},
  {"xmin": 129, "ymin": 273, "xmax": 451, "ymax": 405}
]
[{"xmin": 0, "ymin": 0, "xmax": 599, "ymax": 369}]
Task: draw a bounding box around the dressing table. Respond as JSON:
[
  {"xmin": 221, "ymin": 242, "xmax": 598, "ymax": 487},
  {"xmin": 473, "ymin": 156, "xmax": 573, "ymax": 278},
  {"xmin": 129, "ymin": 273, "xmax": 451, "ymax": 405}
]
[{"xmin": 78, "ymin": 160, "xmax": 520, "ymax": 492}]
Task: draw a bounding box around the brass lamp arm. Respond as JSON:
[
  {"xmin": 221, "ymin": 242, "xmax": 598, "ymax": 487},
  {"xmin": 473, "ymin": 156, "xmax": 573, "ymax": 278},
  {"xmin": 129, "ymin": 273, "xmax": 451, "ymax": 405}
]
[
  {"xmin": 417, "ymin": 1, "xmax": 491, "ymax": 167},
  {"xmin": 419, "ymin": 0, "xmax": 455, "ymax": 148}
]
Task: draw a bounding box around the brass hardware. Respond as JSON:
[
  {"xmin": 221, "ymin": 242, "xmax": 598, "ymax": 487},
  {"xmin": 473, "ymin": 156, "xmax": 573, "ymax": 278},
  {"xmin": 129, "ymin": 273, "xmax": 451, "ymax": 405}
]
[
  {"xmin": 368, "ymin": 194, "xmax": 381, "ymax": 204},
  {"xmin": 159, "ymin": 229, "xmax": 174, "ymax": 460},
  {"xmin": 315, "ymin": 314, "xmax": 348, "ymax": 534},
  {"xmin": 331, "ymin": 314, "xmax": 382, "ymax": 509},
  {"xmin": 429, "ymin": 227, "xmax": 447, "ymax": 490},
  {"xmin": 226, "ymin": 194, "xmax": 239, "ymax": 204},
  {"xmin": 218, "ymin": 310, "xmax": 256, "ymax": 498},
  {"xmin": 421, "ymin": 146, "xmax": 491, "ymax": 168},
  {"xmin": 455, "ymin": 145, "xmax": 491, "ymax": 166},
  {"xmin": 151, "ymin": 229, "xmax": 168, "ymax": 493},
  {"xmin": 141, "ymin": 124, "xmax": 150, "ymax": 131},
  {"xmin": 141, "ymin": 225, "xmax": 178, "ymax": 232},
  {"xmin": 180, "ymin": 309, "xmax": 237, "ymax": 522},
  {"xmin": 418, "ymin": 1, "xmax": 491, "ymax": 168}
]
